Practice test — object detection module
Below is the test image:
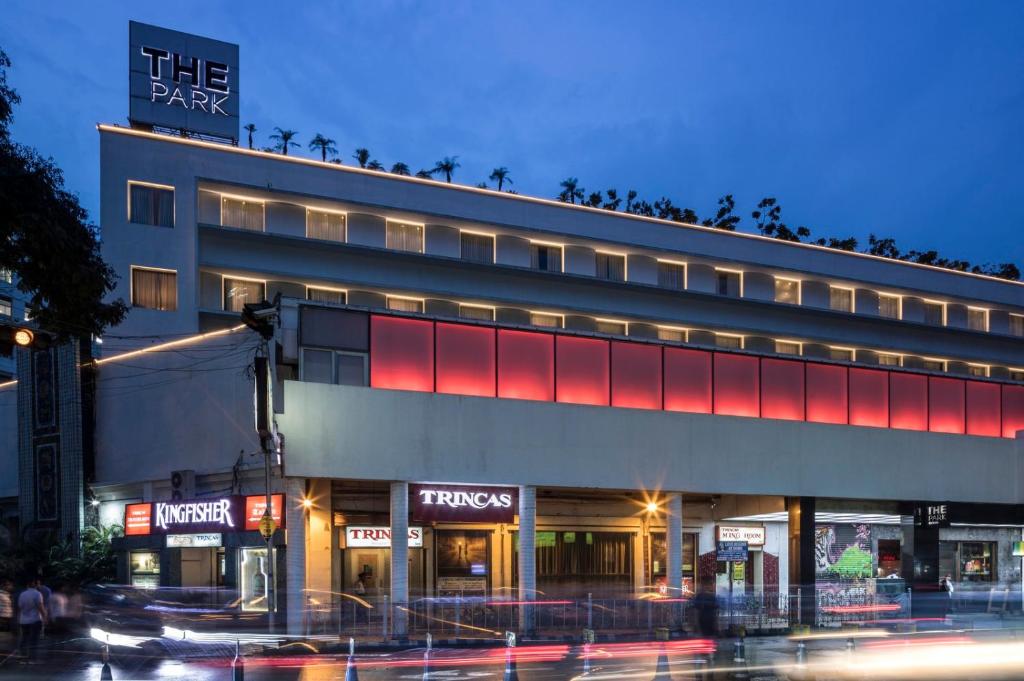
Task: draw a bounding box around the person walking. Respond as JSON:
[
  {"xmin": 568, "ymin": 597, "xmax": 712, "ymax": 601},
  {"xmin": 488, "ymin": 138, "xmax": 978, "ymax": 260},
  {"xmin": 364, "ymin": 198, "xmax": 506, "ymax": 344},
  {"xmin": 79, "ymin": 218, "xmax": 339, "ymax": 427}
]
[
  {"xmin": 16, "ymin": 578, "xmax": 47, "ymax": 662},
  {"xmin": 941, "ymin": 573, "xmax": 955, "ymax": 616}
]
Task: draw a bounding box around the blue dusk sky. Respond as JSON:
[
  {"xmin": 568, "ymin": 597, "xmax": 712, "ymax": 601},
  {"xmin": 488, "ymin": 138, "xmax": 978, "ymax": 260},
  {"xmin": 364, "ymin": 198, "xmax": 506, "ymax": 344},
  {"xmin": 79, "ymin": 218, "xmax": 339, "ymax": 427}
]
[{"xmin": 3, "ymin": 1, "xmax": 1023, "ymax": 268}]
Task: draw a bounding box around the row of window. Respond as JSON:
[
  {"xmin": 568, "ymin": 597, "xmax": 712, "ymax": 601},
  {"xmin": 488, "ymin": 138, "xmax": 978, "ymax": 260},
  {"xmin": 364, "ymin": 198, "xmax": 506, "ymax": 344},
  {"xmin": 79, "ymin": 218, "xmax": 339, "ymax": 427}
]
[{"xmin": 127, "ymin": 182, "xmax": 1024, "ymax": 337}]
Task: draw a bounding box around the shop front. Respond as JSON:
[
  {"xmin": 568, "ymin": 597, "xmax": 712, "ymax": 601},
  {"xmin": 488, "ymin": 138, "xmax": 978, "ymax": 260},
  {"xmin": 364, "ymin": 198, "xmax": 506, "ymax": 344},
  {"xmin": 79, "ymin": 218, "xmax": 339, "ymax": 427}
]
[
  {"xmin": 116, "ymin": 493, "xmax": 285, "ymax": 613},
  {"xmin": 339, "ymin": 525, "xmax": 426, "ymax": 599}
]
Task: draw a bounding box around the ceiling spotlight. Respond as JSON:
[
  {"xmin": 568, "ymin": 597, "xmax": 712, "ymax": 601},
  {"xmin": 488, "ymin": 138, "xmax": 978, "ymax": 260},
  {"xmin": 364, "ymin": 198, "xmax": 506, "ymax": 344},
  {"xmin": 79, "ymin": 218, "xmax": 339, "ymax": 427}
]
[
  {"xmin": 14, "ymin": 328, "xmax": 34, "ymax": 347},
  {"xmin": 301, "ymin": 497, "xmax": 313, "ymax": 510},
  {"xmin": 646, "ymin": 501, "xmax": 659, "ymax": 514}
]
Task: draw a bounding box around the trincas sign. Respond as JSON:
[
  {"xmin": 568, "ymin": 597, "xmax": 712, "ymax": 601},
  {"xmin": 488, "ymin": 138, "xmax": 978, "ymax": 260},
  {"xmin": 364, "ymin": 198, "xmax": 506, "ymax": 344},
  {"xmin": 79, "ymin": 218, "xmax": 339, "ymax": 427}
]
[
  {"xmin": 346, "ymin": 527, "xmax": 424, "ymax": 548},
  {"xmin": 125, "ymin": 495, "xmax": 284, "ymax": 536},
  {"xmin": 128, "ymin": 21, "xmax": 240, "ymax": 140},
  {"xmin": 410, "ymin": 484, "xmax": 518, "ymax": 523}
]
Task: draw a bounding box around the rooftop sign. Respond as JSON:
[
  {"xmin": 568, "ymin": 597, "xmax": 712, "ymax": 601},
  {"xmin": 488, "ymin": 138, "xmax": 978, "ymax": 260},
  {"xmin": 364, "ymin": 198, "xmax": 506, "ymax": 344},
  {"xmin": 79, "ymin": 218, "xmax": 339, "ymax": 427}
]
[{"xmin": 129, "ymin": 21, "xmax": 239, "ymax": 140}]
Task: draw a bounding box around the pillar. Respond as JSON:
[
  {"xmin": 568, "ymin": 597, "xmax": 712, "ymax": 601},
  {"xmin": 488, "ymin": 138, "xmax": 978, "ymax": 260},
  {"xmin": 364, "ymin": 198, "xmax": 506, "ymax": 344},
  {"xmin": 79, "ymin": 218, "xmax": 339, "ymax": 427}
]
[
  {"xmin": 285, "ymin": 477, "xmax": 307, "ymax": 635},
  {"xmin": 666, "ymin": 494, "xmax": 683, "ymax": 594},
  {"xmin": 901, "ymin": 507, "xmax": 941, "ymax": 618},
  {"xmin": 390, "ymin": 481, "xmax": 409, "ymax": 638},
  {"xmin": 306, "ymin": 479, "xmax": 333, "ymax": 623},
  {"xmin": 787, "ymin": 496, "xmax": 816, "ymax": 626},
  {"xmin": 518, "ymin": 485, "xmax": 537, "ymax": 634}
]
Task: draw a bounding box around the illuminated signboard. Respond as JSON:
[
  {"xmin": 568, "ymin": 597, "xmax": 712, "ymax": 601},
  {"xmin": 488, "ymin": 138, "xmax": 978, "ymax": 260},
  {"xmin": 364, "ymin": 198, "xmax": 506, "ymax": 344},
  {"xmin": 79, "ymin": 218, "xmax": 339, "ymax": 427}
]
[
  {"xmin": 124, "ymin": 503, "xmax": 153, "ymax": 536},
  {"xmin": 166, "ymin": 533, "xmax": 222, "ymax": 548},
  {"xmin": 914, "ymin": 503, "xmax": 951, "ymax": 528},
  {"xmin": 716, "ymin": 525, "xmax": 766, "ymax": 546},
  {"xmin": 244, "ymin": 494, "xmax": 285, "ymax": 531},
  {"xmin": 129, "ymin": 21, "xmax": 239, "ymax": 140},
  {"xmin": 346, "ymin": 526, "xmax": 424, "ymax": 548},
  {"xmin": 410, "ymin": 484, "xmax": 517, "ymax": 523}
]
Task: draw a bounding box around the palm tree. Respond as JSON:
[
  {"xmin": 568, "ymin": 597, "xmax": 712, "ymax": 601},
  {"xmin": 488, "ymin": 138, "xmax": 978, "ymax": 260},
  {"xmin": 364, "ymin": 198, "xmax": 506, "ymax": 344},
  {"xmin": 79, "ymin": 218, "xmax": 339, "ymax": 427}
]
[
  {"xmin": 352, "ymin": 148, "xmax": 371, "ymax": 168},
  {"xmin": 243, "ymin": 123, "xmax": 257, "ymax": 150},
  {"xmin": 367, "ymin": 160, "xmax": 385, "ymax": 170},
  {"xmin": 559, "ymin": 177, "xmax": 583, "ymax": 204},
  {"xmin": 432, "ymin": 156, "xmax": 461, "ymax": 183},
  {"xmin": 269, "ymin": 127, "xmax": 299, "ymax": 155},
  {"xmin": 415, "ymin": 169, "xmax": 433, "ymax": 179},
  {"xmin": 390, "ymin": 162, "xmax": 411, "ymax": 176},
  {"xmin": 489, "ymin": 167, "xmax": 512, "ymax": 192},
  {"xmin": 308, "ymin": 133, "xmax": 338, "ymax": 162}
]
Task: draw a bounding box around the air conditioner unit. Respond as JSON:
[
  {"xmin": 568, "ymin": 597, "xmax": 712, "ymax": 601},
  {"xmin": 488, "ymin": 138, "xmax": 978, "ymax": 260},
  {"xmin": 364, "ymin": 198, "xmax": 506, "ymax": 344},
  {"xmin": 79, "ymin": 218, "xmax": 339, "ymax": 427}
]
[{"xmin": 170, "ymin": 469, "xmax": 196, "ymax": 501}]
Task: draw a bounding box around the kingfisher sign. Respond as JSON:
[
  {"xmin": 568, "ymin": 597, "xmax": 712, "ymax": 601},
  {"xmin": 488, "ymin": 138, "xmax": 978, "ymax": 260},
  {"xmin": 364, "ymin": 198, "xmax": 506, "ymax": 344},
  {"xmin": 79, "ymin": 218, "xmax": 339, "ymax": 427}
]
[
  {"xmin": 125, "ymin": 494, "xmax": 283, "ymax": 535},
  {"xmin": 410, "ymin": 484, "xmax": 517, "ymax": 523},
  {"xmin": 129, "ymin": 21, "xmax": 239, "ymax": 140}
]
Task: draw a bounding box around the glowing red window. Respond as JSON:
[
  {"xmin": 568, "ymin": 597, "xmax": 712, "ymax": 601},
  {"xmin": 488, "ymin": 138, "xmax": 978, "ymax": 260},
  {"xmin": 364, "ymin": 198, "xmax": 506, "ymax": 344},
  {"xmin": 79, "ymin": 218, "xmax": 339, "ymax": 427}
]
[
  {"xmin": 611, "ymin": 341, "xmax": 662, "ymax": 410},
  {"xmin": 760, "ymin": 358, "xmax": 804, "ymax": 421},
  {"xmin": 556, "ymin": 336, "xmax": 610, "ymax": 406},
  {"xmin": 965, "ymin": 381, "xmax": 1001, "ymax": 437},
  {"xmin": 713, "ymin": 353, "xmax": 759, "ymax": 417},
  {"xmin": 928, "ymin": 377, "xmax": 965, "ymax": 434},
  {"xmin": 889, "ymin": 373, "xmax": 928, "ymax": 431},
  {"xmin": 806, "ymin": 363, "xmax": 848, "ymax": 425},
  {"xmin": 1003, "ymin": 385, "xmax": 1024, "ymax": 438},
  {"xmin": 369, "ymin": 315, "xmax": 434, "ymax": 392},
  {"xmin": 435, "ymin": 323, "xmax": 496, "ymax": 397},
  {"xmin": 849, "ymin": 368, "xmax": 888, "ymax": 428},
  {"xmin": 497, "ymin": 329, "xmax": 554, "ymax": 401},
  {"xmin": 664, "ymin": 348, "xmax": 712, "ymax": 414}
]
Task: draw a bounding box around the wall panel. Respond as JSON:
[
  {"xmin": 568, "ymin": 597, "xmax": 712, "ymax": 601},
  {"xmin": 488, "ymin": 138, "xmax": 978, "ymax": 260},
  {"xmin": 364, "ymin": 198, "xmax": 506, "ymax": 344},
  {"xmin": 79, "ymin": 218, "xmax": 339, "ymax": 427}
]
[
  {"xmin": 664, "ymin": 348, "xmax": 712, "ymax": 414},
  {"xmin": 890, "ymin": 373, "xmax": 928, "ymax": 431},
  {"xmin": 369, "ymin": 315, "xmax": 434, "ymax": 392},
  {"xmin": 497, "ymin": 329, "xmax": 554, "ymax": 401},
  {"xmin": 965, "ymin": 381, "xmax": 1001, "ymax": 438},
  {"xmin": 849, "ymin": 368, "xmax": 889, "ymax": 428},
  {"xmin": 435, "ymin": 322, "xmax": 496, "ymax": 397},
  {"xmin": 714, "ymin": 353, "xmax": 760, "ymax": 418},
  {"xmin": 928, "ymin": 377, "xmax": 965, "ymax": 435},
  {"xmin": 760, "ymin": 358, "xmax": 805, "ymax": 421},
  {"xmin": 806, "ymin": 364, "xmax": 848, "ymax": 425},
  {"xmin": 556, "ymin": 336, "xmax": 610, "ymax": 406},
  {"xmin": 610, "ymin": 342, "xmax": 662, "ymax": 410}
]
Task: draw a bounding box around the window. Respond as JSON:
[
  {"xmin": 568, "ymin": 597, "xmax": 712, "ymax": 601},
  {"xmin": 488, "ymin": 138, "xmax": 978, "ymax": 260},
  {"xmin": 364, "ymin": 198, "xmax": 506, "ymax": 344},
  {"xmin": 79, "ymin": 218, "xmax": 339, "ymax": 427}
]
[
  {"xmin": 131, "ymin": 267, "xmax": 177, "ymax": 311},
  {"xmin": 530, "ymin": 312, "xmax": 562, "ymax": 328},
  {"xmin": 878, "ymin": 353, "xmax": 902, "ymax": 367},
  {"xmin": 0, "ymin": 268, "xmax": 11, "ymax": 283},
  {"xmin": 879, "ymin": 294, "xmax": 901, "ymax": 320},
  {"xmin": 1010, "ymin": 314, "xmax": 1024, "ymax": 337},
  {"xmin": 1010, "ymin": 369, "xmax": 1024, "ymax": 382},
  {"xmin": 221, "ymin": 197, "xmax": 264, "ymax": 231},
  {"xmin": 829, "ymin": 286, "xmax": 854, "ymax": 313},
  {"xmin": 595, "ymin": 253, "xmax": 626, "ymax": 281},
  {"xmin": 306, "ymin": 209, "xmax": 346, "ymax": 242},
  {"xmin": 459, "ymin": 304, "xmax": 494, "ymax": 321},
  {"xmin": 223, "ymin": 277, "xmax": 265, "ymax": 312},
  {"xmin": 530, "ymin": 244, "xmax": 562, "ymax": 272},
  {"xmin": 828, "ymin": 346, "xmax": 855, "ymax": 362},
  {"xmin": 966, "ymin": 308, "xmax": 988, "ymax": 332},
  {"xmin": 657, "ymin": 327, "xmax": 687, "ymax": 342},
  {"xmin": 386, "ymin": 221, "xmax": 424, "ymax": 253},
  {"xmin": 716, "ymin": 270, "xmax": 741, "ymax": 297},
  {"xmin": 302, "ymin": 348, "xmax": 367, "ymax": 386},
  {"xmin": 955, "ymin": 541, "xmax": 997, "ymax": 583},
  {"xmin": 774, "ymin": 278, "xmax": 800, "ymax": 305},
  {"xmin": 923, "ymin": 301, "xmax": 946, "ymax": 326},
  {"xmin": 306, "ymin": 287, "xmax": 346, "ymax": 304},
  {"xmin": 657, "ymin": 261, "xmax": 686, "ymax": 290},
  {"xmin": 386, "ymin": 296, "xmax": 423, "ymax": 313},
  {"xmin": 596, "ymin": 320, "xmax": 627, "ymax": 335},
  {"xmin": 0, "ymin": 296, "xmax": 10, "ymax": 318},
  {"xmin": 128, "ymin": 182, "xmax": 174, "ymax": 227},
  {"xmin": 967, "ymin": 364, "xmax": 989, "ymax": 378},
  {"xmin": 715, "ymin": 334, "xmax": 743, "ymax": 349},
  {"xmin": 460, "ymin": 232, "xmax": 494, "ymax": 264},
  {"xmin": 775, "ymin": 340, "xmax": 801, "ymax": 355},
  {"xmin": 921, "ymin": 358, "xmax": 947, "ymax": 372}
]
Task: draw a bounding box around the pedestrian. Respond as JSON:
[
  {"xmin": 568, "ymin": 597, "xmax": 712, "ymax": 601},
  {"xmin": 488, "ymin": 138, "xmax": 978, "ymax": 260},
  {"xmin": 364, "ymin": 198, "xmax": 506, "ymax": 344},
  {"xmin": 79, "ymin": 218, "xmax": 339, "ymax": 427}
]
[
  {"xmin": 17, "ymin": 577, "xmax": 47, "ymax": 662},
  {"xmin": 0, "ymin": 579, "xmax": 13, "ymax": 634},
  {"xmin": 942, "ymin": 573, "xmax": 955, "ymax": 615},
  {"xmin": 48, "ymin": 583, "xmax": 68, "ymax": 636}
]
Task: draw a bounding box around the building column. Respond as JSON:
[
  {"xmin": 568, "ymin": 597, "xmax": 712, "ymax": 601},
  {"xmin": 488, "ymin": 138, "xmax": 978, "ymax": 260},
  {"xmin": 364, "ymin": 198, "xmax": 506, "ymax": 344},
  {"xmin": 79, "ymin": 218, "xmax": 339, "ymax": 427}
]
[
  {"xmin": 285, "ymin": 477, "xmax": 307, "ymax": 635},
  {"xmin": 306, "ymin": 479, "xmax": 333, "ymax": 623},
  {"xmin": 390, "ymin": 481, "xmax": 409, "ymax": 639},
  {"xmin": 787, "ymin": 496, "xmax": 816, "ymax": 626},
  {"xmin": 901, "ymin": 506, "xmax": 941, "ymax": 618},
  {"xmin": 666, "ymin": 494, "xmax": 683, "ymax": 594},
  {"xmin": 518, "ymin": 485, "xmax": 537, "ymax": 634}
]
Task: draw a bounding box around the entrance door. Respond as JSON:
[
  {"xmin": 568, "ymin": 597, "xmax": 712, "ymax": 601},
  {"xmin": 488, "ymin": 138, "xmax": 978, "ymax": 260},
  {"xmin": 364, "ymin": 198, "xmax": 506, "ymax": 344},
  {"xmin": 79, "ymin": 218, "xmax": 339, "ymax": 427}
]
[{"xmin": 180, "ymin": 547, "xmax": 217, "ymax": 587}]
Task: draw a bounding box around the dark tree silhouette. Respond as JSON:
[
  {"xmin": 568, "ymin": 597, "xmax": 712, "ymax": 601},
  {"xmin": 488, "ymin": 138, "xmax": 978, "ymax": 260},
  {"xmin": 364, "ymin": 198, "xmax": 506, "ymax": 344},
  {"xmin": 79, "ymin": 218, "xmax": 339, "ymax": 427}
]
[
  {"xmin": 558, "ymin": 177, "xmax": 584, "ymax": 204},
  {"xmin": 269, "ymin": 127, "xmax": 299, "ymax": 155},
  {"xmin": 243, "ymin": 123, "xmax": 257, "ymax": 150},
  {"xmin": 308, "ymin": 133, "xmax": 337, "ymax": 162},
  {"xmin": 432, "ymin": 156, "xmax": 461, "ymax": 183},
  {"xmin": 489, "ymin": 167, "xmax": 512, "ymax": 191},
  {"xmin": 367, "ymin": 160, "xmax": 385, "ymax": 171},
  {"xmin": 352, "ymin": 148, "xmax": 370, "ymax": 168},
  {"xmin": 390, "ymin": 162, "xmax": 411, "ymax": 176}
]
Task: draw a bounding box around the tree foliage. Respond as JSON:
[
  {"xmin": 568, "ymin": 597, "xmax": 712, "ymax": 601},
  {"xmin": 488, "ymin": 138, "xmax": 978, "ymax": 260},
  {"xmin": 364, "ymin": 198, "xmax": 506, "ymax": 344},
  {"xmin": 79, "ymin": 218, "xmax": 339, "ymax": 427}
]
[{"xmin": 0, "ymin": 49, "xmax": 127, "ymax": 339}]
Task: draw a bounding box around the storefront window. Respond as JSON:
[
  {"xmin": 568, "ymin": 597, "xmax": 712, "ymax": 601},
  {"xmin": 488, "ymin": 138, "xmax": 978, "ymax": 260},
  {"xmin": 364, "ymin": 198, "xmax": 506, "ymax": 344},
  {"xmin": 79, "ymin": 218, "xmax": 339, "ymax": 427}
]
[
  {"xmin": 435, "ymin": 530, "xmax": 490, "ymax": 595},
  {"xmin": 130, "ymin": 551, "xmax": 160, "ymax": 589},
  {"xmin": 514, "ymin": 530, "xmax": 634, "ymax": 596},
  {"xmin": 650, "ymin": 532, "xmax": 697, "ymax": 594},
  {"xmin": 958, "ymin": 542, "xmax": 996, "ymax": 582},
  {"xmin": 240, "ymin": 547, "xmax": 275, "ymax": 611}
]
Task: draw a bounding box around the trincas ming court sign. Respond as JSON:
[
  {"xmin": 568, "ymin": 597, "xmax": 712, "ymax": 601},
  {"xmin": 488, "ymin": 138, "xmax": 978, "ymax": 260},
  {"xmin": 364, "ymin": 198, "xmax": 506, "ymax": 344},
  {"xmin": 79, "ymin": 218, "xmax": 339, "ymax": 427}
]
[{"xmin": 129, "ymin": 21, "xmax": 239, "ymax": 140}]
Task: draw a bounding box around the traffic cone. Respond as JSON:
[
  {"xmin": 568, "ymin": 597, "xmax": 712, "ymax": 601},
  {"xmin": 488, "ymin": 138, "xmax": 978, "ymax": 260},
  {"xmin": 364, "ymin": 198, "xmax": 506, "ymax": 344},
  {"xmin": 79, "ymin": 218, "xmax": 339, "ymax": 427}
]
[
  {"xmin": 422, "ymin": 649, "xmax": 431, "ymax": 680},
  {"xmin": 100, "ymin": 644, "xmax": 113, "ymax": 680},
  {"xmin": 731, "ymin": 638, "xmax": 748, "ymax": 680},
  {"xmin": 581, "ymin": 643, "xmax": 592, "ymax": 676},
  {"xmin": 795, "ymin": 640, "xmax": 807, "ymax": 666},
  {"xmin": 652, "ymin": 645, "xmax": 671, "ymax": 680},
  {"xmin": 503, "ymin": 646, "xmax": 519, "ymax": 681},
  {"xmin": 231, "ymin": 639, "xmax": 245, "ymax": 681},
  {"xmin": 344, "ymin": 654, "xmax": 360, "ymax": 681}
]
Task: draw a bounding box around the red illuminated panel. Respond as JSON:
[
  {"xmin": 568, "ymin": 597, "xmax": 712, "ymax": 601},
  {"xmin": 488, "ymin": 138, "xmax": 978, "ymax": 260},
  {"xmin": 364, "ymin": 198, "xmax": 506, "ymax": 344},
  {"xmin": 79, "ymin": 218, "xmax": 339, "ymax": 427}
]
[
  {"xmin": 713, "ymin": 353, "xmax": 759, "ymax": 417},
  {"xmin": 497, "ymin": 329, "xmax": 554, "ymax": 401},
  {"xmin": 244, "ymin": 494, "xmax": 286, "ymax": 530},
  {"xmin": 889, "ymin": 373, "xmax": 928, "ymax": 431},
  {"xmin": 965, "ymin": 381, "xmax": 1001, "ymax": 437},
  {"xmin": 849, "ymin": 368, "xmax": 888, "ymax": 428},
  {"xmin": 664, "ymin": 348, "xmax": 712, "ymax": 414},
  {"xmin": 806, "ymin": 363, "xmax": 848, "ymax": 425},
  {"xmin": 928, "ymin": 377, "xmax": 965, "ymax": 434},
  {"xmin": 124, "ymin": 503, "xmax": 152, "ymax": 536},
  {"xmin": 760, "ymin": 358, "xmax": 805, "ymax": 421},
  {"xmin": 610, "ymin": 342, "xmax": 662, "ymax": 410},
  {"xmin": 369, "ymin": 315, "xmax": 434, "ymax": 392},
  {"xmin": 1002, "ymin": 385, "xmax": 1024, "ymax": 438},
  {"xmin": 435, "ymin": 323, "xmax": 496, "ymax": 397},
  {"xmin": 556, "ymin": 336, "xmax": 610, "ymax": 406}
]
